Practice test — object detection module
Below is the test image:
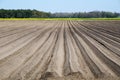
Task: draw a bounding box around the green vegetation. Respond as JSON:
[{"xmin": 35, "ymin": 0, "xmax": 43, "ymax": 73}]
[
  {"xmin": 0, "ymin": 18, "xmax": 120, "ymax": 21},
  {"xmin": 0, "ymin": 9, "xmax": 120, "ymax": 18},
  {"xmin": 0, "ymin": 9, "xmax": 50, "ymax": 18}
]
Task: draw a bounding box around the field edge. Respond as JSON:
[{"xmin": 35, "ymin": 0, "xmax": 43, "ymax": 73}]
[{"xmin": 0, "ymin": 18, "xmax": 120, "ymax": 21}]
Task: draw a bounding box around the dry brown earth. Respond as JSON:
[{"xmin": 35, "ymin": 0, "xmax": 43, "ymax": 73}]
[{"xmin": 0, "ymin": 20, "xmax": 120, "ymax": 80}]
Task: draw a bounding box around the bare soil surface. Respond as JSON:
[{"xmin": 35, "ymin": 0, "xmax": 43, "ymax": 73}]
[{"xmin": 0, "ymin": 20, "xmax": 120, "ymax": 80}]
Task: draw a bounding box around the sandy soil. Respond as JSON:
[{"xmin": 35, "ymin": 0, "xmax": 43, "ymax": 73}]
[{"xmin": 0, "ymin": 20, "xmax": 120, "ymax": 80}]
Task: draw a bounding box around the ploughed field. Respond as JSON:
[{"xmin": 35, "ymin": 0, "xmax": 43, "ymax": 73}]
[{"xmin": 0, "ymin": 20, "xmax": 120, "ymax": 80}]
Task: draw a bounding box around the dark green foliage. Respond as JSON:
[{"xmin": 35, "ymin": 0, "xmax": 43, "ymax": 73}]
[
  {"xmin": 0, "ymin": 9, "xmax": 50, "ymax": 18},
  {"xmin": 0, "ymin": 9, "xmax": 119, "ymax": 18}
]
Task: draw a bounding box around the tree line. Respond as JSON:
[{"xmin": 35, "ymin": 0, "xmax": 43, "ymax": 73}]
[
  {"xmin": 51, "ymin": 11, "xmax": 120, "ymax": 18},
  {"xmin": 0, "ymin": 9, "xmax": 50, "ymax": 18},
  {"xmin": 0, "ymin": 9, "xmax": 119, "ymax": 18}
]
